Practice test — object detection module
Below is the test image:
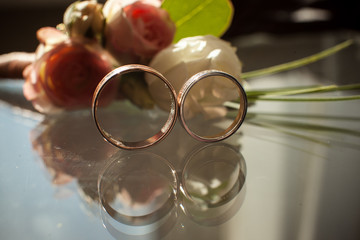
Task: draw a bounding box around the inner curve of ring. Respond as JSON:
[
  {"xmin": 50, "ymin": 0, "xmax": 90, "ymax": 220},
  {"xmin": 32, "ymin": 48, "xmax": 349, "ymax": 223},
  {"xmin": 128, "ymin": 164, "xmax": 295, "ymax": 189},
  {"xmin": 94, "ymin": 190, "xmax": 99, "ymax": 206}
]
[
  {"xmin": 92, "ymin": 64, "xmax": 178, "ymax": 150},
  {"xmin": 178, "ymin": 70, "xmax": 247, "ymax": 142}
]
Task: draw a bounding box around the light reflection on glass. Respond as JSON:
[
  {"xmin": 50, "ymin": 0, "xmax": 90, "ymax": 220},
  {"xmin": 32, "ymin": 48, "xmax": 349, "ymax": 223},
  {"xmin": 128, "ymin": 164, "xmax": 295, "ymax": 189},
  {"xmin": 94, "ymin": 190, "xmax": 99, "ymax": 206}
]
[{"xmin": 29, "ymin": 109, "xmax": 246, "ymax": 239}]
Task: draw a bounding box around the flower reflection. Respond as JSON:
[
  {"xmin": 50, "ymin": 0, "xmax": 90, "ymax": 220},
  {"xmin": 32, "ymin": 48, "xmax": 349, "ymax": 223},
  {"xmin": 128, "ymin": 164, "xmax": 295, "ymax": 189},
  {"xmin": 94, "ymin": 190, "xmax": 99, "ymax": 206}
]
[{"xmin": 30, "ymin": 110, "xmax": 117, "ymax": 202}]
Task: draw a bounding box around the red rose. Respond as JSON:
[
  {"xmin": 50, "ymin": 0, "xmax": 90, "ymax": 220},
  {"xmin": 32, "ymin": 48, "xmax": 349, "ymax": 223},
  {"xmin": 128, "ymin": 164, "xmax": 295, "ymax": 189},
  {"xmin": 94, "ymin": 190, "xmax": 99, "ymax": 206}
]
[
  {"xmin": 23, "ymin": 35, "xmax": 115, "ymax": 113},
  {"xmin": 104, "ymin": 0, "xmax": 175, "ymax": 62}
]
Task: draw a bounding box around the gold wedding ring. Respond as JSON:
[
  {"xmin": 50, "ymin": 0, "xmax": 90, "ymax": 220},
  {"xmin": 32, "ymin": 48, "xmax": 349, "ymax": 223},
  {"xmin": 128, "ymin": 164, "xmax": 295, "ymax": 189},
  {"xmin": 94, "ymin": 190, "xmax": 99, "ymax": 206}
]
[
  {"xmin": 92, "ymin": 65, "xmax": 247, "ymax": 150},
  {"xmin": 92, "ymin": 64, "xmax": 178, "ymax": 150},
  {"xmin": 177, "ymin": 70, "xmax": 247, "ymax": 142}
]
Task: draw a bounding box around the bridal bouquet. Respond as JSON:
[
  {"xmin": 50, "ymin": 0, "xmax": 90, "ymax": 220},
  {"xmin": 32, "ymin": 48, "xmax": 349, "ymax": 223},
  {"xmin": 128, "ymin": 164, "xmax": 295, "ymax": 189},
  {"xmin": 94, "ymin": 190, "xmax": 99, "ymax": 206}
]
[{"xmin": 18, "ymin": 0, "xmax": 360, "ymax": 115}]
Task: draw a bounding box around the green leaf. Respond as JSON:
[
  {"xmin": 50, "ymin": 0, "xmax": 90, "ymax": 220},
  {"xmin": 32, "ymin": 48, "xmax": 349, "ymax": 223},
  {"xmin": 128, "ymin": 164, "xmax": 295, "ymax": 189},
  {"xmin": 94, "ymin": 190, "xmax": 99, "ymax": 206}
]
[{"xmin": 162, "ymin": 0, "xmax": 233, "ymax": 42}]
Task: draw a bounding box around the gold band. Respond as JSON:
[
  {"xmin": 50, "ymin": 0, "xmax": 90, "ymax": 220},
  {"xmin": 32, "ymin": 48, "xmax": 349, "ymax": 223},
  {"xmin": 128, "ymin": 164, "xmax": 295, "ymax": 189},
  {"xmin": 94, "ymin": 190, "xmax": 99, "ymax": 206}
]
[
  {"xmin": 92, "ymin": 64, "xmax": 178, "ymax": 150},
  {"xmin": 92, "ymin": 65, "xmax": 247, "ymax": 149},
  {"xmin": 177, "ymin": 70, "xmax": 247, "ymax": 142}
]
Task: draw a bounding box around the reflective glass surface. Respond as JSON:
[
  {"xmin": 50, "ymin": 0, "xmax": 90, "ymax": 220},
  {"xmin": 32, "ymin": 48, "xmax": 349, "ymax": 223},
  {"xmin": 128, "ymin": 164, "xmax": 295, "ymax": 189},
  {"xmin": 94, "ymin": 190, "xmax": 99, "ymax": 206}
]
[{"xmin": 1, "ymin": 31, "xmax": 360, "ymax": 240}]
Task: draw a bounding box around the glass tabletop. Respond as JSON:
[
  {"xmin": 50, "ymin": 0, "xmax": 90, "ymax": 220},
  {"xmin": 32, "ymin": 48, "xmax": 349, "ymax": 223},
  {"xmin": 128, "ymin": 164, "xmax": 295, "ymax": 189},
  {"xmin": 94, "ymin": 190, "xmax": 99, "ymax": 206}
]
[{"xmin": 1, "ymin": 30, "xmax": 360, "ymax": 240}]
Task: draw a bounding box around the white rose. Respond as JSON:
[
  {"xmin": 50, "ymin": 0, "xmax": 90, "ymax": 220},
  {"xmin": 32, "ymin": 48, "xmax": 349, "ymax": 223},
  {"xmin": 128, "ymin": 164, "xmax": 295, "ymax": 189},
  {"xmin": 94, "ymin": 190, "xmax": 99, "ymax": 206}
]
[{"xmin": 146, "ymin": 35, "xmax": 243, "ymax": 119}]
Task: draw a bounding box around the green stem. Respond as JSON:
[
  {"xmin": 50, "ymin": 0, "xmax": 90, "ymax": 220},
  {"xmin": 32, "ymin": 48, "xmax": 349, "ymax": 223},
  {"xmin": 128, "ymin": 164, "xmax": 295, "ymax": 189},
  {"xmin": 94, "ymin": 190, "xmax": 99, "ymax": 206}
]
[
  {"xmin": 247, "ymin": 84, "xmax": 360, "ymax": 97},
  {"xmin": 241, "ymin": 39, "xmax": 353, "ymax": 80},
  {"xmin": 246, "ymin": 112, "xmax": 360, "ymax": 121},
  {"xmin": 243, "ymin": 83, "xmax": 360, "ymax": 102},
  {"xmin": 248, "ymin": 95, "xmax": 360, "ymax": 102},
  {"xmin": 246, "ymin": 85, "xmax": 321, "ymax": 97}
]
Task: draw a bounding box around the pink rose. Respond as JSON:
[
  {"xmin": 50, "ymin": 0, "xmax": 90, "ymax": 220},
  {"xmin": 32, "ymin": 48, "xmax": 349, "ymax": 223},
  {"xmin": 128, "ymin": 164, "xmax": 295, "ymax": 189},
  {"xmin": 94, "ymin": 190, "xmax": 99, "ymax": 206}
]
[
  {"xmin": 104, "ymin": 0, "xmax": 175, "ymax": 63},
  {"xmin": 107, "ymin": 0, "xmax": 163, "ymax": 8},
  {"xmin": 30, "ymin": 113, "xmax": 116, "ymax": 187},
  {"xmin": 23, "ymin": 28, "xmax": 116, "ymax": 113}
]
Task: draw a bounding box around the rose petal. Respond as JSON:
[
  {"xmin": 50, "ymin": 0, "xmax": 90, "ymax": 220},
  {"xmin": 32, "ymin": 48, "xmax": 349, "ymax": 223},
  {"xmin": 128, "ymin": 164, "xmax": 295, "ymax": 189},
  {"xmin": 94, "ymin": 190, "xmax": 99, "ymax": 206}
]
[{"xmin": 37, "ymin": 27, "xmax": 68, "ymax": 46}]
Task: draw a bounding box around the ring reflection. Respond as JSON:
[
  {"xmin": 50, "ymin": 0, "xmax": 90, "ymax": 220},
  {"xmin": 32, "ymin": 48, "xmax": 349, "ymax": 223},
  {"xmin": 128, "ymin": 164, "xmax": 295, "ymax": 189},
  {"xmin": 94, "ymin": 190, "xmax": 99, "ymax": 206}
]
[
  {"xmin": 98, "ymin": 143, "xmax": 246, "ymax": 238},
  {"xmin": 98, "ymin": 151, "xmax": 178, "ymax": 226},
  {"xmin": 180, "ymin": 143, "xmax": 246, "ymax": 225}
]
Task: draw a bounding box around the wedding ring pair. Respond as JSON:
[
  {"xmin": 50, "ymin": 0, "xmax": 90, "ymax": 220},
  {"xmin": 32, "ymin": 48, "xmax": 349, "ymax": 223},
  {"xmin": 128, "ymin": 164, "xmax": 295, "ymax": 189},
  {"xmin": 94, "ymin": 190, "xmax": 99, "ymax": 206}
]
[{"xmin": 92, "ymin": 64, "xmax": 247, "ymax": 150}]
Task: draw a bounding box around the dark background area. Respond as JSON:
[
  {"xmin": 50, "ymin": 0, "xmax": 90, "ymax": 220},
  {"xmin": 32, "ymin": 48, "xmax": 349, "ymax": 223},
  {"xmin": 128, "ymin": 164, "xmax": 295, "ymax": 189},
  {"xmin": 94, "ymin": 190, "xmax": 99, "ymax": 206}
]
[
  {"xmin": 0, "ymin": 0, "xmax": 359, "ymax": 54},
  {"xmin": 225, "ymin": 0, "xmax": 360, "ymax": 38}
]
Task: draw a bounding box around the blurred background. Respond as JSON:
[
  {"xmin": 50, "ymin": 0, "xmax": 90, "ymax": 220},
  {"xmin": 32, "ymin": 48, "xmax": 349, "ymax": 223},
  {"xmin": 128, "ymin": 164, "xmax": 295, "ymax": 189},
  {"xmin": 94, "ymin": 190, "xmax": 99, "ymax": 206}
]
[{"xmin": 0, "ymin": 0, "xmax": 359, "ymax": 54}]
